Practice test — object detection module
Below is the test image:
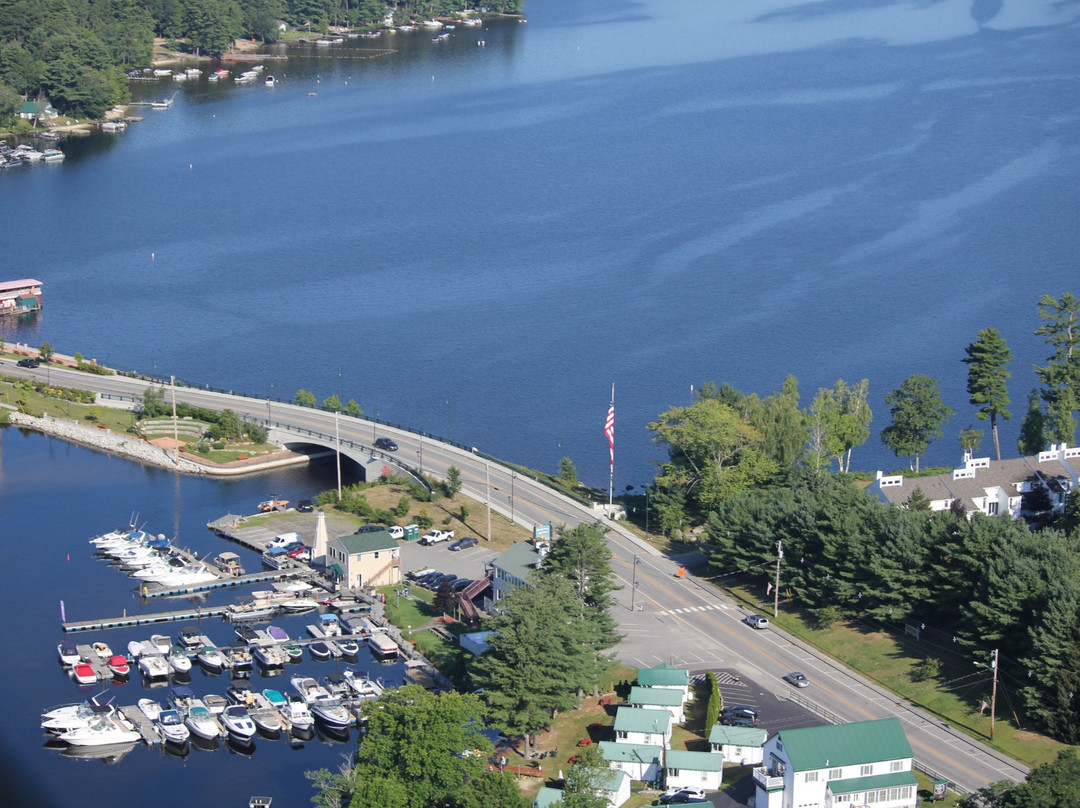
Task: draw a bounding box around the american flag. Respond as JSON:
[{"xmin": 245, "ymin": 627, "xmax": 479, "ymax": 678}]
[{"xmin": 604, "ymin": 400, "xmax": 615, "ymax": 471}]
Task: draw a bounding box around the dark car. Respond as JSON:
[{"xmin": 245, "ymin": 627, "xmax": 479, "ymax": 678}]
[
  {"xmin": 658, "ymin": 788, "xmax": 708, "ymax": 805},
  {"xmin": 296, "ymin": 499, "xmax": 314, "ymax": 513},
  {"xmin": 452, "ymin": 578, "xmax": 473, "ymax": 592},
  {"xmin": 449, "ymin": 536, "xmax": 479, "ymax": 552},
  {"xmin": 16, "ymin": 357, "xmax": 39, "ymax": 368},
  {"xmin": 357, "ymin": 524, "xmax": 384, "ymax": 533},
  {"xmin": 420, "ymin": 572, "xmax": 446, "ymax": 589},
  {"xmin": 720, "ymin": 705, "xmax": 759, "ymax": 724},
  {"xmin": 722, "ymin": 717, "xmax": 757, "ymax": 728},
  {"xmin": 374, "ymin": 437, "xmax": 398, "ymax": 452}
]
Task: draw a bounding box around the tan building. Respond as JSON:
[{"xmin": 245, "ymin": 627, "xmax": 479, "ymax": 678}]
[{"xmin": 326, "ymin": 529, "xmax": 401, "ymax": 589}]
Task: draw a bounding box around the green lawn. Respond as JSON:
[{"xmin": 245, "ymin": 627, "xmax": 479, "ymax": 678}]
[{"xmin": 726, "ymin": 583, "xmax": 1066, "ymax": 768}]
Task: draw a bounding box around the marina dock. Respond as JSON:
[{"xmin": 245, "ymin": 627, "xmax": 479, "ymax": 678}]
[
  {"xmin": 119, "ymin": 705, "xmax": 162, "ymax": 745},
  {"xmin": 63, "ymin": 605, "xmax": 230, "ymax": 632},
  {"xmin": 139, "ymin": 568, "xmax": 312, "ymax": 598}
]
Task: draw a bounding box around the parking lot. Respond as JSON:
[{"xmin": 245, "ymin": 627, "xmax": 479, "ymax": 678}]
[{"xmin": 399, "ymin": 536, "xmax": 499, "ymax": 586}]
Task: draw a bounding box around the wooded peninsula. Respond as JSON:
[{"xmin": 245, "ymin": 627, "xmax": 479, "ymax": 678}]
[{"xmin": 0, "ymin": 0, "xmax": 524, "ymax": 122}]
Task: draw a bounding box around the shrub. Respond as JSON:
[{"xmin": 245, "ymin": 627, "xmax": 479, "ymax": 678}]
[
  {"xmin": 416, "ymin": 509, "xmax": 434, "ymax": 531},
  {"xmin": 212, "ymin": 441, "xmax": 226, "ymax": 450},
  {"xmin": 910, "ymin": 657, "xmax": 941, "ymax": 683},
  {"xmin": 809, "ymin": 605, "xmax": 844, "ymax": 630},
  {"xmin": 395, "ymin": 496, "xmax": 412, "ymax": 518}
]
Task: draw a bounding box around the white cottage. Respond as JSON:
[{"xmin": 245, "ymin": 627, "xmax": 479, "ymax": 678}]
[
  {"xmin": 628, "ymin": 686, "xmax": 685, "ymax": 724},
  {"xmin": 598, "ymin": 740, "xmax": 664, "ymax": 782},
  {"xmin": 665, "ymin": 749, "xmax": 725, "ymax": 792},
  {"xmin": 709, "ymin": 723, "xmax": 767, "ymax": 766},
  {"xmin": 613, "ymin": 706, "xmax": 672, "ymax": 747}
]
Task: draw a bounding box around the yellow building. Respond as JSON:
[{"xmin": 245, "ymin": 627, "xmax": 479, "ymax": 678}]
[{"xmin": 326, "ymin": 529, "xmax": 401, "ymax": 589}]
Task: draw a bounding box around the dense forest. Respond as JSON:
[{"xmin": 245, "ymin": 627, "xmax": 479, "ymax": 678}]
[{"xmin": 0, "ymin": 0, "xmax": 523, "ymax": 121}]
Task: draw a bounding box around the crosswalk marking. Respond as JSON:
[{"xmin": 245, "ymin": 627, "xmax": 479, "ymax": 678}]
[{"xmin": 657, "ymin": 604, "xmax": 724, "ymax": 616}]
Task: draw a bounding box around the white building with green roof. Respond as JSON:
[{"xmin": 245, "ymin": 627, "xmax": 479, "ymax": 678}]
[
  {"xmin": 532, "ymin": 770, "xmax": 631, "ymax": 808},
  {"xmin": 665, "ymin": 749, "xmax": 725, "ymax": 792},
  {"xmin": 613, "ymin": 706, "xmax": 672, "ymax": 747},
  {"xmin": 753, "ymin": 718, "xmax": 917, "ymax": 808},
  {"xmin": 709, "ymin": 723, "xmax": 767, "ymax": 766},
  {"xmin": 484, "ymin": 540, "xmax": 542, "ymax": 612},
  {"xmin": 636, "ymin": 664, "xmax": 691, "ymax": 703},
  {"xmin": 628, "ymin": 685, "xmax": 685, "ymax": 723},
  {"xmin": 598, "ymin": 740, "xmax": 664, "ymax": 782}
]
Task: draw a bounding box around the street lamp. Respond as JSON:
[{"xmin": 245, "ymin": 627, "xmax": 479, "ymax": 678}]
[
  {"xmin": 445, "ymin": 397, "xmax": 450, "ymax": 442},
  {"xmin": 631, "ymin": 554, "xmax": 641, "ymax": 611},
  {"xmin": 510, "ymin": 471, "xmax": 516, "ymax": 525},
  {"xmin": 372, "ymin": 409, "xmax": 378, "ymax": 443}
]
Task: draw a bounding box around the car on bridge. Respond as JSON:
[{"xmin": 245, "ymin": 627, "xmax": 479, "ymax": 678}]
[{"xmin": 374, "ymin": 437, "xmax": 398, "ymax": 451}]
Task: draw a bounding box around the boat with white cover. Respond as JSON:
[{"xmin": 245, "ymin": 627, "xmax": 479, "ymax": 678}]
[
  {"xmin": 139, "ymin": 654, "xmax": 170, "ymax": 680},
  {"xmin": 167, "ymin": 645, "xmax": 192, "ymax": 673},
  {"xmin": 41, "ymin": 693, "xmax": 115, "ymax": 733},
  {"xmin": 196, "ymin": 645, "xmax": 225, "ymax": 671},
  {"xmin": 183, "ymin": 704, "xmax": 220, "ymax": 739},
  {"xmin": 221, "ymin": 705, "xmax": 257, "ymax": 739},
  {"xmin": 157, "ymin": 709, "xmax": 190, "ymax": 744},
  {"xmin": 59, "ymin": 714, "xmax": 140, "ymax": 746},
  {"xmin": 137, "ymin": 698, "xmax": 162, "ymax": 722}
]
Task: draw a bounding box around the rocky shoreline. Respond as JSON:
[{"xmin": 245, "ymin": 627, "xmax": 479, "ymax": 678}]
[{"xmin": 6, "ymin": 411, "xmax": 309, "ymax": 476}]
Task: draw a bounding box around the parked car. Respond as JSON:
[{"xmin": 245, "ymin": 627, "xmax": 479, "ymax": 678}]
[
  {"xmin": 374, "ymin": 437, "xmax": 398, "ymax": 451},
  {"xmin": 267, "ymin": 532, "xmax": 302, "ymax": 550},
  {"xmin": 16, "ymin": 357, "xmax": 39, "ymax": 368},
  {"xmin": 658, "ymin": 788, "xmax": 708, "ymax": 805},
  {"xmin": 388, "ymin": 526, "xmax": 405, "ymax": 540},
  {"xmin": 419, "ymin": 529, "xmax": 454, "ymax": 545},
  {"xmin": 449, "ymin": 536, "xmax": 479, "ymax": 551},
  {"xmin": 452, "ymin": 578, "xmax": 473, "ymax": 592},
  {"xmin": 287, "ymin": 544, "xmax": 311, "ymax": 559},
  {"xmin": 784, "ymin": 671, "xmax": 809, "ymax": 688},
  {"xmin": 296, "ymin": 500, "xmax": 314, "ymax": 513},
  {"xmin": 720, "ymin": 705, "xmax": 759, "ymax": 724},
  {"xmin": 723, "ymin": 718, "xmax": 757, "ymax": 729},
  {"xmin": 744, "ymin": 614, "xmax": 769, "ymax": 629},
  {"xmin": 408, "ymin": 567, "xmax": 436, "ymax": 581},
  {"xmin": 421, "ymin": 573, "xmax": 447, "ymax": 590},
  {"xmin": 357, "ymin": 524, "xmax": 384, "ymax": 533}
]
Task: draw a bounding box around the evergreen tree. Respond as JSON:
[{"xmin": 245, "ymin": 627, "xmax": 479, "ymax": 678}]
[
  {"xmin": 963, "ymin": 327, "xmax": 1013, "ymax": 460},
  {"xmin": 1017, "ymin": 389, "xmax": 1046, "ymax": 455},
  {"xmin": 1034, "ymin": 292, "xmax": 1080, "ymax": 444},
  {"xmin": 472, "ymin": 577, "xmax": 588, "ymax": 758},
  {"xmin": 560, "ymin": 744, "xmax": 611, "ymax": 808},
  {"xmin": 433, "ymin": 577, "xmax": 456, "ymax": 616},
  {"xmin": 880, "ymin": 374, "xmax": 953, "ymax": 473}
]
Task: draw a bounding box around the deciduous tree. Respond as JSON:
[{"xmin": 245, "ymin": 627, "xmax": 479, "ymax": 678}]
[
  {"xmin": 963, "ymin": 328, "xmax": 1013, "ymax": 460},
  {"xmin": 880, "ymin": 374, "xmax": 953, "ymax": 473}
]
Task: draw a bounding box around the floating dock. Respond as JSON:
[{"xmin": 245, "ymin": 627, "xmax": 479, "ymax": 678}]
[
  {"xmin": 63, "ymin": 605, "xmax": 230, "ymax": 633},
  {"xmin": 119, "ymin": 705, "xmax": 162, "ymax": 745},
  {"xmin": 139, "ymin": 568, "xmax": 310, "ymax": 598}
]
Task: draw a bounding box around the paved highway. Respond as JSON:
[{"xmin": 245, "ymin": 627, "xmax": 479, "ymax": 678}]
[{"xmin": 2, "ymin": 357, "xmax": 1029, "ymax": 792}]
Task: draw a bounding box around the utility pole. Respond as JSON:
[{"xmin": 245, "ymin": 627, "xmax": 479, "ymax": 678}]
[
  {"xmin": 485, "ymin": 459, "xmax": 492, "ymax": 542},
  {"xmin": 631, "ymin": 554, "xmax": 640, "ymax": 611},
  {"xmin": 773, "ymin": 540, "xmax": 783, "ymax": 618},
  {"xmin": 990, "ymin": 648, "xmax": 999, "ymax": 741}
]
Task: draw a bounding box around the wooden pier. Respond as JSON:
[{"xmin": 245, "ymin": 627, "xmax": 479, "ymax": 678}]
[
  {"xmin": 120, "ymin": 705, "xmax": 162, "ymax": 745},
  {"xmin": 63, "ymin": 605, "xmax": 230, "ymax": 633},
  {"xmin": 139, "ymin": 568, "xmax": 310, "ymax": 598}
]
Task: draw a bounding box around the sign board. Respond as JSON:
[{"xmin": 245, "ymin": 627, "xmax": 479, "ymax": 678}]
[
  {"xmin": 533, "ymin": 524, "xmax": 551, "ymax": 541},
  {"xmin": 932, "ymin": 781, "xmax": 949, "ymax": 801}
]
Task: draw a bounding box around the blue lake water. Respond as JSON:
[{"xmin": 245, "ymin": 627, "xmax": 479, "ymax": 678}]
[
  {"xmin": 2, "ymin": 0, "xmax": 1080, "ymax": 801},
  {"xmin": 4, "ymin": 0, "xmax": 1080, "ymax": 486}
]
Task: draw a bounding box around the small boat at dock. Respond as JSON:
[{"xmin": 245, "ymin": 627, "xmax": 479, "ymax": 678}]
[
  {"xmin": 368, "ymin": 632, "xmax": 399, "ymax": 659},
  {"xmin": 157, "ymin": 709, "xmax": 190, "ymax": 744}
]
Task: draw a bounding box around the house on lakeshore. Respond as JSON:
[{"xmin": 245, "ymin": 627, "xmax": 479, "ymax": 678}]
[
  {"xmin": 636, "ymin": 663, "xmax": 692, "ymax": 703},
  {"xmin": 483, "ymin": 539, "xmax": 546, "ymax": 612},
  {"xmin": 325, "ymin": 529, "xmax": 400, "ymax": 589},
  {"xmin": 0, "ymin": 279, "xmax": 43, "ymax": 316},
  {"xmin": 753, "ymin": 718, "xmax": 917, "ymax": 808},
  {"xmin": 664, "ymin": 749, "xmax": 725, "ymax": 792},
  {"xmin": 18, "ymin": 101, "xmax": 57, "ymax": 122},
  {"xmin": 598, "ymin": 740, "xmax": 664, "ymax": 782},
  {"xmin": 867, "ymin": 447, "xmax": 1078, "ymax": 519},
  {"xmin": 709, "ymin": 723, "xmax": 767, "ymax": 766},
  {"xmin": 613, "ymin": 706, "xmax": 672, "ymax": 747},
  {"xmin": 627, "ymin": 686, "xmax": 686, "ymax": 724}
]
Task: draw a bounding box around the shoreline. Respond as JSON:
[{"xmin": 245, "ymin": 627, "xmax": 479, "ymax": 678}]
[{"xmin": 5, "ymin": 410, "xmax": 314, "ymax": 476}]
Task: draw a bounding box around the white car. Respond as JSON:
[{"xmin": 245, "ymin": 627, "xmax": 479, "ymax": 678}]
[
  {"xmin": 744, "ymin": 614, "xmax": 769, "ymax": 629},
  {"xmin": 419, "ymin": 530, "xmax": 453, "ymax": 545},
  {"xmin": 387, "ymin": 526, "xmax": 404, "ymax": 540},
  {"xmin": 267, "ymin": 532, "xmax": 301, "ymax": 550}
]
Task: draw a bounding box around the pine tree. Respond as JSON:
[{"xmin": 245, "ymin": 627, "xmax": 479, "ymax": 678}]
[
  {"xmin": 1017, "ymin": 389, "xmax": 1046, "ymax": 455},
  {"xmin": 963, "ymin": 328, "xmax": 1013, "ymax": 460},
  {"xmin": 1034, "ymin": 293, "xmax": 1080, "ymax": 444}
]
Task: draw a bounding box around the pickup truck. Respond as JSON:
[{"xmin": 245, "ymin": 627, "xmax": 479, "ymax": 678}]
[{"xmin": 419, "ymin": 529, "xmax": 454, "ymax": 546}]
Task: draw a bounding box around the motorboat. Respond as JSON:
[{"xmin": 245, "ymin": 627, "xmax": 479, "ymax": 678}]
[
  {"xmin": 57, "ymin": 640, "xmax": 81, "ymax": 666},
  {"xmin": 337, "ymin": 639, "xmax": 360, "ymax": 658},
  {"xmin": 157, "ymin": 709, "xmax": 190, "ymax": 744},
  {"xmin": 261, "ymin": 548, "xmax": 294, "ymax": 570},
  {"xmin": 71, "ymin": 663, "xmax": 98, "ymax": 685},
  {"xmin": 177, "ymin": 628, "xmax": 202, "ymax": 650},
  {"xmin": 253, "ymin": 644, "xmax": 287, "ymax": 668},
  {"xmin": 313, "ymin": 614, "xmax": 342, "ymax": 637},
  {"xmin": 41, "ymin": 693, "xmax": 115, "ymax": 733},
  {"xmin": 137, "ymin": 698, "xmax": 162, "ymax": 722},
  {"xmin": 150, "ymin": 634, "xmax": 172, "ymax": 655},
  {"xmin": 285, "ymin": 695, "xmax": 314, "ymax": 731},
  {"xmin": 107, "ymin": 655, "xmax": 130, "ymax": 678},
  {"xmin": 224, "ymin": 645, "xmax": 253, "ymax": 673},
  {"xmin": 168, "ymin": 685, "xmax": 197, "ymax": 712},
  {"xmin": 266, "ymin": 625, "xmax": 290, "ymax": 643},
  {"xmin": 309, "ymin": 641, "xmax": 331, "ymax": 661},
  {"xmin": 213, "ymin": 552, "xmax": 244, "ymax": 576},
  {"xmin": 196, "ymin": 646, "xmax": 225, "ymax": 671},
  {"xmin": 203, "ymin": 693, "xmax": 229, "ymax": 715},
  {"xmin": 168, "ymin": 645, "xmax": 192, "ymax": 673},
  {"xmin": 91, "ymin": 641, "xmax": 112, "ymax": 660},
  {"xmin": 265, "ymin": 76, "xmax": 275, "ymax": 87},
  {"xmin": 228, "ymin": 688, "xmax": 282, "ymax": 733},
  {"xmin": 283, "ymin": 644, "xmax": 303, "ymax": 662},
  {"xmin": 291, "ymin": 675, "xmax": 330, "ymax": 705},
  {"xmin": 279, "ymin": 598, "xmax": 319, "ymax": 612},
  {"xmin": 310, "ymin": 698, "xmax": 352, "ymax": 729},
  {"xmin": 138, "ymin": 654, "xmax": 170, "ymax": 680},
  {"xmin": 127, "ymin": 639, "xmax": 155, "ymax": 658},
  {"xmin": 235, "ymin": 626, "xmax": 260, "ymax": 645},
  {"xmin": 184, "ymin": 704, "xmax": 221, "ymax": 740},
  {"xmin": 59, "ymin": 714, "xmax": 140, "ymax": 746},
  {"xmin": 343, "ymin": 670, "xmax": 384, "ymax": 699},
  {"xmin": 41, "ymin": 148, "xmax": 64, "ymax": 163},
  {"xmin": 257, "ymin": 497, "xmax": 290, "ymax": 512},
  {"xmin": 368, "ymin": 632, "xmax": 399, "ymax": 658},
  {"xmin": 322, "ymin": 674, "xmax": 350, "ymax": 699},
  {"xmin": 221, "ymin": 705, "xmax": 257, "ymax": 740}
]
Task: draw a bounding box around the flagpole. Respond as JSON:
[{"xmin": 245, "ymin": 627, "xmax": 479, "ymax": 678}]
[{"xmin": 608, "ymin": 383, "xmax": 615, "ymax": 507}]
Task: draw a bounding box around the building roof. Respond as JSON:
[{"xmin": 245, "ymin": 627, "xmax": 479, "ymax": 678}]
[
  {"xmin": 0, "ymin": 279, "xmax": 42, "ymax": 293},
  {"xmin": 776, "ymin": 718, "xmax": 912, "ymax": 772},
  {"xmin": 533, "ymin": 786, "xmax": 564, "ymax": 808},
  {"xmin": 613, "ymin": 707, "xmax": 671, "ymax": 734},
  {"xmin": 709, "ymin": 724, "xmax": 767, "ymax": 747},
  {"xmin": 598, "ymin": 740, "xmax": 663, "ymax": 763},
  {"xmin": 628, "ymin": 686, "xmax": 683, "ymax": 707},
  {"xmin": 637, "ymin": 663, "xmax": 689, "ymax": 687},
  {"xmin": 828, "ymin": 771, "xmax": 918, "ymax": 795},
  {"xmin": 599, "ymin": 769, "xmax": 628, "ymax": 793},
  {"xmin": 333, "ymin": 529, "xmax": 396, "ymax": 555},
  {"xmin": 666, "ymin": 750, "xmax": 725, "ymax": 772},
  {"xmin": 493, "ymin": 540, "xmax": 542, "ymax": 583}
]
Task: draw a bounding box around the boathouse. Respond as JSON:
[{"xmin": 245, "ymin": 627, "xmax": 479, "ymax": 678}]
[
  {"xmin": 326, "ymin": 529, "xmax": 401, "ymax": 590},
  {"xmin": 0, "ymin": 279, "xmax": 42, "ymax": 315}
]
